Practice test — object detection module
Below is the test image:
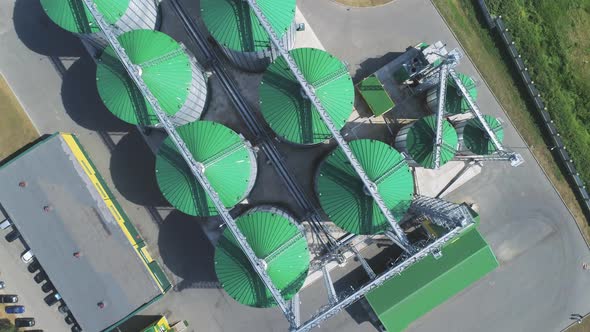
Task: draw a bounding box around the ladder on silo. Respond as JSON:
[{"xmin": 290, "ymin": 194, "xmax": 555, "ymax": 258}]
[
  {"xmin": 81, "ymin": 0, "xmax": 298, "ymax": 327},
  {"xmin": 433, "ymin": 64, "xmax": 449, "ymax": 169},
  {"xmin": 244, "ymin": 0, "xmax": 414, "ymax": 254}
]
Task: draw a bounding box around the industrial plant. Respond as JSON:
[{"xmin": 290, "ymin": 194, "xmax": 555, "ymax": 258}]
[{"xmin": 18, "ymin": 0, "xmax": 529, "ymax": 331}]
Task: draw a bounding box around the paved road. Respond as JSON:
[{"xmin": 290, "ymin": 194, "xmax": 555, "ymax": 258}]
[{"xmin": 298, "ymin": 0, "xmax": 590, "ymax": 331}]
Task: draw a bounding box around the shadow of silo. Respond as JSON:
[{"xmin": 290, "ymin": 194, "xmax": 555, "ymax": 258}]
[{"xmin": 13, "ymin": 0, "xmax": 85, "ymax": 57}]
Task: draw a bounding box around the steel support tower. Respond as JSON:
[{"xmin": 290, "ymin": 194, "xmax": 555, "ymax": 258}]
[
  {"xmin": 425, "ymin": 46, "xmax": 523, "ymax": 167},
  {"xmin": 245, "ymin": 0, "xmax": 413, "ymax": 253},
  {"xmin": 81, "ymin": 1, "xmax": 485, "ymax": 330},
  {"xmin": 81, "ymin": 0, "xmax": 297, "ymax": 326}
]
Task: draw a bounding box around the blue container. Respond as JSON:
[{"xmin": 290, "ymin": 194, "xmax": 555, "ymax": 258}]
[{"xmin": 5, "ymin": 305, "xmax": 25, "ymax": 314}]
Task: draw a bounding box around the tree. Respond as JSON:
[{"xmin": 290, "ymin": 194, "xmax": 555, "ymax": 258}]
[{"xmin": 0, "ymin": 319, "xmax": 17, "ymax": 332}]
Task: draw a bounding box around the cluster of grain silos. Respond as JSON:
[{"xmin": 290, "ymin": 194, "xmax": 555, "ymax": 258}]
[
  {"xmin": 155, "ymin": 121, "xmax": 257, "ymax": 217},
  {"xmin": 259, "ymin": 48, "xmax": 354, "ymax": 145},
  {"xmin": 425, "ymin": 72, "xmax": 477, "ymax": 116},
  {"xmin": 41, "ymin": 0, "xmax": 496, "ymax": 314},
  {"xmin": 316, "ymin": 140, "xmax": 414, "ymax": 234},
  {"xmin": 201, "ymin": 0, "xmax": 297, "ymax": 72},
  {"xmin": 96, "ymin": 30, "xmax": 208, "ymax": 127},
  {"xmin": 214, "ymin": 206, "xmax": 310, "ymax": 307},
  {"xmin": 40, "ymin": 0, "xmax": 160, "ymax": 50},
  {"xmin": 395, "ymin": 115, "xmax": 459, "ymax": 169}
]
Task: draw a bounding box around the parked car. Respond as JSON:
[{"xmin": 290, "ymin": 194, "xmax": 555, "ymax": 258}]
[
  {"xmin": 65, "ymin": 315, "xmax": 75, "ymax": 325},
  {"xmin": 14, "ymin": 318, "xmax": 35, "ymax": 327},
  {"xmin": 27, "ymin": 259, "xmax": 40, "ymax": 273},
  {"xmin": 58, "ymin": 303, "xmax": 69, "ymax": 314},
  {"xmin": 0, "ymin": 295, "xmax": 18, "ymax": 303},
  {"xmin": 0, "ymin": 281, "xmax": 5, "ymax": 289},
  {"xmin": 0, "ymin": 218, "xmax": 11, "ymax": 230},
  {"xmin": 41, "ymin": 281, "xmax": 54, "ymax": 293},
  {"xmin": 44, "ymin": 292, "xmax": 61, "ymax": 306},
  {"xmin": 5, "ymin": 305, "xmax": 25, "ymax": 314},
  {"xmin": 71, "ymin": 325, "xmax": 81, "ymax": 332},
  {"xmin": 33, "ymin": 271, "xmax": 47, "ymax": 284},
  {"xmin": 5, "ymin": 229, "xmax": 20, "ymax": 242},
  {"xmin": 21, "ymin": 250, "xmax": 34, "ymax": 263}
]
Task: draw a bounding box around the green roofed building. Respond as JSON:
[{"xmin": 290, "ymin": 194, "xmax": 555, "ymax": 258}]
[
  {"xmin": 316, "ymin": 139, "xmax": 414, "ymax": 234},
  {"xmin": 356, "ymin": 74, "xmax": 395, "ymax": 116},
  {"xmin": 456, "ymin": 115, "xmax": 504, "ymax": 155},
  {"xmin": 366, "ymin": 227, "xmax": 498, "ymax": 332},
  {"xmin": 214, "ymin": 206, "xmax": 310, "ymax": 308},
  {"xmin": 259, "ymin": 48, "xmax": 354, "ymax": 145},
  {"xmin": 200, "ymin": 0, "xmax": 296, "ymax": 71},
  {"xmin": 395, "ymin": 115, "xmax": 458, "ymax": 169},
  {"xmin": 40, "ymin": 0, "xmax": 159, "ymax": 49}
]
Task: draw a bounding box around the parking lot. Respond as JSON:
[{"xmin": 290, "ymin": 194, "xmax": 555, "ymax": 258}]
[{"xmin": 0, "ymin": 215, "xmax": 74, "ymax": 331}]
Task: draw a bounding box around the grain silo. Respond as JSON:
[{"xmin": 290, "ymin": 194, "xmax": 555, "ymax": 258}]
[
  {"xmin": 426, "ymin": 72, "xmax": 477, "ymax": 115},
  {"xmin": 215, "ymin": 206, "xmax": 310, "ymax": 308},
  {"xmin": 96, "ymin": 30, "xmax": 208, "ymax": 127},
  {"xmin": 200, "ymin": 0, "xmax": 296, "ymax": 72},
  {"xmin": 259, "ymin": 48, "xmax": 354, "ymax": 145},
  {"xmin": 456, "ymin": 115, "xmax": 504, "ymax": 155},
  {"xmin": 40, "ymin": 0, "xmax": 160, "ymax": 50},
  {"xmin": 316, "ymin": 139, "xmax": 414, "ymax": 235},
  {"xmin": 395, "ymin": 115, "xmax": 458, "ymax": 169},
  {"xmin": 155, "ymin": 121, "xmax": 257, "ymax": 216}
]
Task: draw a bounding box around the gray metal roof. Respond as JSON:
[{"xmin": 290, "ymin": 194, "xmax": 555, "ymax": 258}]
[{"xmin": 0, "ymin": 134, "xmax": 161, "ymax": 332}]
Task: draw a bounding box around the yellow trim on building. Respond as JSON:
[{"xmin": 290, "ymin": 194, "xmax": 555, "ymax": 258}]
[{"xmin": 60, "ymin": 133, "xmax": 165, "ymax": 293}]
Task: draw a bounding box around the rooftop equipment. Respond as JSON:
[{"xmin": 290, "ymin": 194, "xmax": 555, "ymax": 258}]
[
  {"xmin": 214, "ymin": 206, "xmax": 310, "ymax": 307},
  {"xmin": 316, "ymin": 139, "xmax": 414, "ymax": 234},
  {"xmin": 356, "ymin": 74, "xmax": 395, "ymax": 117},
  {"xmin": 96, "ymin": 30, "xmax": 208, "ymax": 127},
  {"xmin": 259, "ymin": 48, "xmax": 354, "ymax": 145},
  {"xmin": 395, "ymin": 115, "xmax": 458, "ymax": 169},
  {"xmin": 426, "ymin": 72, "xmax": 477, "ymax": 115},
  {"xmin": 456, "ymin": 115, "xmax": 504, "ymax": 155},
  {"xmin": 155, "ymin": 121, "xmax": 257, "ymax": 216},
  {"xmin": 200, "ymin": 0, "xmax": 296, "ymax": 72},
  {"xmin": 40, "ymin": 0, "xmax": 159, "ymax": 50}
]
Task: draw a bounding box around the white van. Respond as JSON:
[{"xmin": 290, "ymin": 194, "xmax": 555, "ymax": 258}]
[
  {"xmin": 21, "ymin": 250, "xmax": 34, "ymax": 263},
  {"xmin": 0, "ymin": 218, "xmax": 11, "ymax": 230}
]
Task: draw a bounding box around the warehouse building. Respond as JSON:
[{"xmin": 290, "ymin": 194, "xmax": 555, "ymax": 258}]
[{"xmin": 0, "ymin": 133, "xmax": 170, "ymax": 332}]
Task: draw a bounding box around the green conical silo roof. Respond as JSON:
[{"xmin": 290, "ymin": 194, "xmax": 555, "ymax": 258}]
[
  {"xmin": 462, "ymin": 115, "xmax": 504, "ymax": 155},
  {"xmin": 155, "ymin": 121, "xmax": 256, "ymax": 216},
  {"xmin": 259, "ymin": 48, "xmax": 354, "ymax": 144},
  {"xmin": 445, "ymin": 73, "xmax": 477, "ymax": 115},
  {"xmin": 317, "ymin": 140, "xmax": 414, "ymax": 235},
  {"xmin": 215, "ymin": 207, "xmax": 310, "ymax": 308},
  {"xmin": 200, "ymin": 0, "xmax": 296, "ymax": 52},
  {"xmin": 96, "ymin": 30, "xmax": 192, "ymax": 126},
  {"xmin": 405, "ymin": 116, "xmax": 458, "ymax": 169},
  {"xmin": 41, "ymin": 0, "xmax": 128, "ymax": 34}
]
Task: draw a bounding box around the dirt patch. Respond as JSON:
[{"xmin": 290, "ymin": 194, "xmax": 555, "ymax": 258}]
[{"xmin": 0, "ymin": 74, "xmax": 38, "ymax": 162}]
